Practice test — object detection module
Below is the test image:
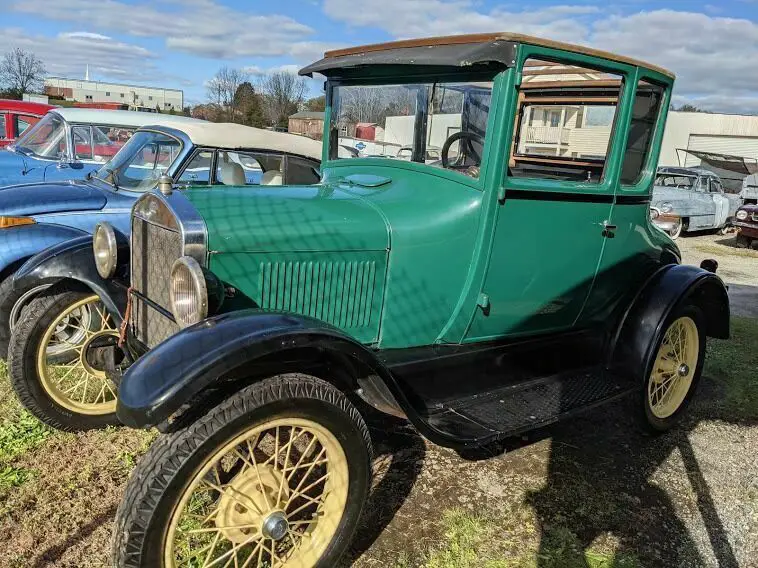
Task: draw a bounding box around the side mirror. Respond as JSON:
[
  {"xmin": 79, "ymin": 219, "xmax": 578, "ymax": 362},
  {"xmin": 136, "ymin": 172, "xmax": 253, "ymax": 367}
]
[{"xmin": 69, "ymin": 161, "xmax": 84, "ymax": 170}]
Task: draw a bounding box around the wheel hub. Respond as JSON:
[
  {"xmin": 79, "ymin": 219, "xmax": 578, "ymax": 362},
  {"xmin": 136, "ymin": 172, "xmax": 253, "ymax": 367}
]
[
  {"xmin": 214, "ymin": 464, "xmax": 290, "ymax": 544},
  {"xmin": 678, "ymin": 363, "xmax": 690, "ymax": 377},
  {"xmin": 80, "ymin": 331, "xmax": 120, "ymax": 376}
]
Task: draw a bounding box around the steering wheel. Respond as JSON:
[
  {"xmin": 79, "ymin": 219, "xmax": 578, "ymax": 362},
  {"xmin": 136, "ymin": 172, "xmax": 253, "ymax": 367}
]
[{"xmin": 441, "ymin": 131, "xmax": 485, "ymax": 169}]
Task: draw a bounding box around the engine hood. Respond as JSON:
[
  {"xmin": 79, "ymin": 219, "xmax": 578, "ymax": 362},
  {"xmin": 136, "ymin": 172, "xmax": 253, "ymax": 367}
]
[
  {"xmin": 182, "ymin": 184, "xmax": 390, "ymax": 253},
  {"xmin": 0, "ymin": 180, "xmax": 107, "ymax": 216}
]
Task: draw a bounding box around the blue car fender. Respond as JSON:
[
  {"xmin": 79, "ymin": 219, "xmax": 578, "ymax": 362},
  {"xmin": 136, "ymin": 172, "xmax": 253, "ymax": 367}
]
[{"xmin": 0, "ymin": 223, "xmax": 89, "ymax": 282}]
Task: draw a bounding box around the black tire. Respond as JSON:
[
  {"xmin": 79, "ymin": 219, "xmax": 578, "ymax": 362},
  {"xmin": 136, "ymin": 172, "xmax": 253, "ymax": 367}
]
[
  {"xmin": 0, "ymin": 273, "xmax": 45, "ymax": 359},
  {"xmin": 112, "ymin": 373, "xmax": 372, "ymax": 568},
  {"xmin": 735, "ymin": 234, "xmax": 751, "ymax": 249},
  {"xmin": 642, "ymin": 304, "xmax": 706, "ymax": 432},
  {"xmin": 8, "ymin": 287, "xmax": 120, "ymax": 431}
]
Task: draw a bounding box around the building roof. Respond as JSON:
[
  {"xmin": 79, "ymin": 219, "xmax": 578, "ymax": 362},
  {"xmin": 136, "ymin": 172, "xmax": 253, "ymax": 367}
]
[
  {"xmin": 52, "ymin": 108, "xmax": 203, "ymax": 128},
  {"xmin": 289, "ymin": 111, "xmax": 325, "ymax": 120},
  {"xmin": 0, "ymin": 99, "xmax": 56, "ymax": 115},
  {"xmin": 170, "ymin": 122, "xmax": 323, "ymax": 160},
  {"xmin": 301, "ymin": 33, "xmax": 674, "ymax": 79}
]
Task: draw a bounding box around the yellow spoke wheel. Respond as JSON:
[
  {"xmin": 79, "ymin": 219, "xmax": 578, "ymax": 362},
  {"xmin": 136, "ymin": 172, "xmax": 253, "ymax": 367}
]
[
  {"xmin": 647, "ymin": 316, "xmax": 699, "ymax": 419},
  {"xmin": 37, "ymin": 294, "xmax": 119, "ymax": 416},
  {"xmin": 164, "ymin": 417, "xmax": 349, "ymax": 568}
]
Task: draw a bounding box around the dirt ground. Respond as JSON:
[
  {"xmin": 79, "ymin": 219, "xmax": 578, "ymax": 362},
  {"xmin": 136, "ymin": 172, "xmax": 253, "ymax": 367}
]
[{"xmin": 0, "ymin": 231, "xmax": 756, "ymax": 568}]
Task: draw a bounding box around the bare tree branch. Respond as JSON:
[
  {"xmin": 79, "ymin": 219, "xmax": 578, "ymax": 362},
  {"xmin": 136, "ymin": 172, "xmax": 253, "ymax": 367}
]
[
  {"xmin": 206, "ymin": 66, "xmax": 250, "ymax": 121},
  {"xmin": 0, "ymin": 48, "xmax": 46, "ymax": 98},
  {"xmin": 258, "ymin": 71, "xmax": 307, "ymax": 128}
]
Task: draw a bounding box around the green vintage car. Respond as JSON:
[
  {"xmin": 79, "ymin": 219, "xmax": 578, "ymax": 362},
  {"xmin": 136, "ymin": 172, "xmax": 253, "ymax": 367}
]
[{"xmin": 18, "ymin": 34, "xmax": 731, "ymax": 567}]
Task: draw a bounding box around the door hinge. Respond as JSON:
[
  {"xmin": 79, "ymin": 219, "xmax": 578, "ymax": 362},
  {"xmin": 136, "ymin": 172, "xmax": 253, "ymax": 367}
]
[{"xmin": 477, "ymin": 292, "xmax": 491, "ymax": 315}]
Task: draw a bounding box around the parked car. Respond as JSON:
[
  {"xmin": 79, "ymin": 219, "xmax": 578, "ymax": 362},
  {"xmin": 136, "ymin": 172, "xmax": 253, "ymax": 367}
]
[
  {"xmin": 734, "ymin": 204, "xmax": 758, "ymax": 248},
  {"xmin": 650, "ymin": 166, "xmax": 741, "ymax": 238},
  {"xmin": 740, "ymin": 173, "xmax": 758, "ymax": 206},
  {"xmin": 0, "ymin": 99, "xmax": 55, "ymax": 148},
  {"xmin": 12, "ymin": 33, "xmax": 730, "ymax": 568},
  {"xmin": 0, "ymin": 122, "xmax": 321, "ymax": 364},
  {"xmin": 0, "ymin": 108, "xmax": 202, "ymax": 186}
]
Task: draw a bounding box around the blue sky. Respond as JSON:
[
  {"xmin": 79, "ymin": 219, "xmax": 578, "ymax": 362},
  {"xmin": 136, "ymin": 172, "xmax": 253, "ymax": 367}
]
[{"xmin": 2, "ymin": 0, "xmax": 758, "ymax": 112}]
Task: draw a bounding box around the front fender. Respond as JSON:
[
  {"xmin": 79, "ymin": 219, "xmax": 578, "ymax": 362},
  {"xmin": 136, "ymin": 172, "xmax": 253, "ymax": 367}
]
[
  {"xmin": 609, "ymin": 263, "xmax": 730, "ymax": 382},
  {"xmin": 14, "ymin": 235, "xmax": 128, "ymax": 322},
  {"xmin": 0, "ymin": 223, "xmax": 88, "ymax": 280}
]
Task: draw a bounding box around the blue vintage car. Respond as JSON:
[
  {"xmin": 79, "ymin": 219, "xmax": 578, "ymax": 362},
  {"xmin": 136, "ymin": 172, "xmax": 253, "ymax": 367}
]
[
  {"xmin": 0, "ymin": 121, "xmax": 322, "ymax": 357},
  {"xmin": 650, "ymin": 166, "xmax": 741, "ymax": 239},
  {"xmin": 0, "ymin": 108, "xmax": 205, "ymax": 187}
]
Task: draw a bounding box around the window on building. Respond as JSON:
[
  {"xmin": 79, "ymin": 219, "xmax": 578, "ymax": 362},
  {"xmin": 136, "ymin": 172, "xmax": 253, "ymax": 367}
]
[
  {"xmin": 105, "ymin": 91, "xmax": 110, "ymax": 97},
  {"xmin": 120, "ymin": 93, "xmax": 125, "ymax": 98},
  {"xmin": 85, "ymin": 95, "xmax": 93, "ymax": 101},
  {"xmin": 509, "ymin": 58, "xmax": 622, "ymax": 184},
  {"xmin": 148, "ymin": 95, "xmax": 153, "ymax": 101},
  {"xmin": 620, "ymin": 80, "xmax": 665, "ymax": 185}
]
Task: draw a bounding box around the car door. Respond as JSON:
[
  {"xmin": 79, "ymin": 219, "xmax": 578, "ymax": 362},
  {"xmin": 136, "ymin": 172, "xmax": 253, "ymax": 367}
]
[
  {"xmin": 465, "ymin": 53, "xmax": 624, "ymax": 340},
  {"xmin": 691, "ymin": 176, "xmax": 716, "ymax": 229},
  {"xmin": 709, "ymin": 178, "xmax": 729, "ymax": 227}
]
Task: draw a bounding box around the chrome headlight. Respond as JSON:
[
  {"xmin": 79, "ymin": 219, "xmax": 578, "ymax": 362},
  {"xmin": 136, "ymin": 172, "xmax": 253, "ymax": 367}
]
[
  {"xmin": 660, "ymin": 202, "xmax": 673, "ymax": 214},
  {"xmin": 736, "ymin": 210, "xmax": 749, "ymax": 221},
  {"xmin": 93, "ymin": 222, "xmax": 118, "ymax": 279},
  {"xmin": 169, "ymin": 256, "xmax": 208, "ymax": 328}
]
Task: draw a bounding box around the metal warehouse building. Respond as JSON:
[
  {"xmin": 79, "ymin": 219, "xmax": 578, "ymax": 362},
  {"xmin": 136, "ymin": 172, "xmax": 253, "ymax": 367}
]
[
  {"xmin": 44, "ymin": 77, "xmax": 183, "ymax": 111},
  {"xmin": 660, "ymin": 111, "xmax": 758, "ymax": 168}
]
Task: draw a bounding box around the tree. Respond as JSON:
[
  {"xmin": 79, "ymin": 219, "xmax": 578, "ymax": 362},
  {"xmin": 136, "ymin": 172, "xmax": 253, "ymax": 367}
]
[
  {"xmin": 0, "ymin": 48, "xmax": 46, "ymax": 99},
  {"xmin": 671, "ymin": 103, "xmax": 709, "ymax": 113},
  {"xmin": 306, "ymin": 95, "xmax": 326, "ymax": 112},
  {"xmin": 206, "ymin": 66, "xmax": 250, "ymax": 121},
  {"xmin": 233, "ymin": 81, "xmax": 266, "ymax": 127},
  {"xmin": 258, "ymin": 71, "xmax": 307, "ymax": 128}
]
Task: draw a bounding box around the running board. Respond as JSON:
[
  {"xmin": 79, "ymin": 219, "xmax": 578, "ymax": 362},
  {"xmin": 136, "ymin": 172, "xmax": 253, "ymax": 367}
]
[{"xmin": 422, "ymin": 369, "xmax": 635, "ymax": 446}]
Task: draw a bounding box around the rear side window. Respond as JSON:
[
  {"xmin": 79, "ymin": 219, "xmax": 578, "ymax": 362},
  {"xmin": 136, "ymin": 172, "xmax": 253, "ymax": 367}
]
[
  {"xmin": 620, "ymin": 81, "xmax": 664, "ymax": 184},
  {"xmin": 509, "ymin": 58, "xmax": 623, "ymax": 184},
  {"xmin": 0, "ymin": 115, "xmax": 5, "ymax": 140}
]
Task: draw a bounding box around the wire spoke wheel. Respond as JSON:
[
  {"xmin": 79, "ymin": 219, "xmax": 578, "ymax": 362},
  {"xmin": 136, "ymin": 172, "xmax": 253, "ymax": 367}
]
[
  {"xmin": 36, "ymin": 294, "xmax": 119, "ymax": 415},
  {"xmin": 647, "ymin": 316, "xmax": 699, "ymax": 419},
  {"xmin": 165, "ymin": 417, "xmax": 349, "ymax": 568}
]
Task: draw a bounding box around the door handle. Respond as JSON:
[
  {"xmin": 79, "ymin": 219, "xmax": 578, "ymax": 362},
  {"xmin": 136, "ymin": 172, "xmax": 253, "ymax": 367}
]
[{"xmin": 601, "ymin": 220, "xmax": 616, "ymax": 238}]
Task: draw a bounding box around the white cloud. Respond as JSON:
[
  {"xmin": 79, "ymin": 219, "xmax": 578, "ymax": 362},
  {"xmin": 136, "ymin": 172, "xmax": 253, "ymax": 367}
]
[
  {"xmin": 322, "ymin": 2, "xmax": 758, "ymax": 114},
  {"xmin": 9, "ymin": 0, "xmax": 325, "ymax": 60},
  {"xmin": 0, "ymin": 27, "xmax": 162, "ymax": 82}
]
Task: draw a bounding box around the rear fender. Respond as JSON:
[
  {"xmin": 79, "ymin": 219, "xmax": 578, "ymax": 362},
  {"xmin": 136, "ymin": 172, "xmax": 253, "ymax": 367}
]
[
  {"xmin": 13, "ymin": 234, "xmax": 129, "ymax": 323},
  {"xmin": 609, "ymin": 263, "xmax": 730, "ymax": 382},
  {"xmin": 115, "ymin": 310, "xmax": 455, "ymax": 442}
]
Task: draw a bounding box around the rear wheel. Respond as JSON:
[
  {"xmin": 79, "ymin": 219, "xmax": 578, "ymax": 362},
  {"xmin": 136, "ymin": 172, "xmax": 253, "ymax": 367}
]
[
  {"xmin": 8, "ymin": 287, "xmax": 120, "ymax": 431},
  {"xmin": 669, "ymin": 218, "xmax": 683, "ymax": 240},
  {"xmin": 112, "ymin": 373, "xmax": 372, "ymax": 568},
  {"xmin": 643, "ymin": 305, "xmax": 706, "ymax": 431}
]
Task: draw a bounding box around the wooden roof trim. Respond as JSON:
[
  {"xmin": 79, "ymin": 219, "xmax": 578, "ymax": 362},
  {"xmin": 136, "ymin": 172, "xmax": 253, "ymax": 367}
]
[{"xmin": 323, "ymin": 33, "xmax": 674, "ymax": 79}]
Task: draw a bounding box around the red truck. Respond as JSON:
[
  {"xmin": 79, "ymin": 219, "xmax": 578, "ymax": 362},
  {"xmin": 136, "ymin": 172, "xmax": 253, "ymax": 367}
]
[{"xmin": 0, "ymin": 100, "xmax": 56, "ymax": 148}]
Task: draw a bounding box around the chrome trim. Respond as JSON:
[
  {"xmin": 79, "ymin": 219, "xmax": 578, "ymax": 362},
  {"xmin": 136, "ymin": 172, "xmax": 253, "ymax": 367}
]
[
  {"xmin": 94, "ymin": 222, "xmax": 118, "ymax": 279},
  {"xmin": 169, "ymin": 255, "xmax": 208, "ymax": 328}
]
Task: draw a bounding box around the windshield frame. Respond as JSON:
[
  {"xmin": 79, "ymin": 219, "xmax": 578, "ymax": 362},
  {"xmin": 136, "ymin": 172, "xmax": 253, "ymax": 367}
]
[
  {"xmin": 324, "ymin": 69, "xmax": 500, "ymax": 184},
  {"xmin": 13, "ymin": 111, "xmax": 70, "ymax": 161},
  {"xmin": 92, "ymin": 126, "xmax": 192, "ymax": 193}
]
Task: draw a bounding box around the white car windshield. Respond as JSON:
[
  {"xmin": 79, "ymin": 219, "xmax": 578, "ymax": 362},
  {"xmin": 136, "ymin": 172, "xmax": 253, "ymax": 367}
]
[
  {"xmin": 14, "ymin": 113, "xmax": 67, "ymax": 159},
  {"xmin": 93, "ymin": 130, "xmax": 183, "ymax": 191}
]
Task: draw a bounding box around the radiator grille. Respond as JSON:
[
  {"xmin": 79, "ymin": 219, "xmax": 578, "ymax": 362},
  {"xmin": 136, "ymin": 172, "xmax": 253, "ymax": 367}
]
[
  {"xmin": 131, "ymin": 215, "xmax": 183, "ymax": 347},
  {"xmin": 752, "ymin": 213, "xmax": 758, "ymax": 222},
  {"xmin": 259, "ymin": 260, "xmax": 378, "ymax": 329}
]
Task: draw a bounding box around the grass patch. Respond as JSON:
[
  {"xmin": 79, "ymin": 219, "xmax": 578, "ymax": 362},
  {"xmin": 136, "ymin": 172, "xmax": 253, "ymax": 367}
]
[
  {"xmin": 0, "ymin": 410, "xmax": 51, "ymax": 465},
  {"xmin": 704, "ymin": 316, "xmax": 758, "ymax": 419},
  {"xmin": 0, "ymin": 465, "xmax": 34, "ymax": 491},
  {"xmin": 695, "ymin": 242, "xmax": 758, "ymax": 259}
]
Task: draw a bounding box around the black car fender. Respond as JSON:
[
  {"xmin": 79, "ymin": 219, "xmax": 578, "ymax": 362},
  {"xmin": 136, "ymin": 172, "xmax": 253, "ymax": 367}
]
[
  {"xmin": 608, "ymin": 263, "xmax": 730, "ymax": 382},
  {"xmin": 115, "ymin": 310, "xmax": 454, "ymax": 443},
  {"xmin": 13, "ymin": 235, "xmax": 129, "ymax": 323}
]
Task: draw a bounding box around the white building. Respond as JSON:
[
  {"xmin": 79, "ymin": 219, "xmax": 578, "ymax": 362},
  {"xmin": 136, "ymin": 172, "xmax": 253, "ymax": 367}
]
[{"xmin": 45, "ymin": 77, "xmax": 183, "ymax": 111}]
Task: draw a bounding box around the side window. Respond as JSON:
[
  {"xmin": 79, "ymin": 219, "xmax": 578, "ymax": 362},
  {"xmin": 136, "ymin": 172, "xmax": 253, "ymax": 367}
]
[
  {"xmin": 15, "ymin": 115, "xmax": 37, "ymax": 137},
  {"xmin": 620, "ymin": 81, "xmax": 664, "ymax": 184},
  {"xmin": 0, "ymin": 115, "xmax": 6, "ymax": 140},
  {"xmin": 510, "ymin": 58, "xmax": 623, "ymax": 184},
  {"xmin": 72, "ymin": 125, "xmax": 93, "ymax": 160},
  {"xmin": 709, "ymin": 179, "xmax": 723, "ymax": 194},
  {"xmin": 178, "ymin": 151, "xmax": 213, "ymax": 185},
  {"xmin": 285, "ymin": 156, "xmax": 320, "ymax": 185},
  {"xmin": 92, "ymin": 125, "xmax": 135, "ymax": 162},
  {"xmin": 216, "ymin": 151, "xmax": 281, "ymax": 186}
]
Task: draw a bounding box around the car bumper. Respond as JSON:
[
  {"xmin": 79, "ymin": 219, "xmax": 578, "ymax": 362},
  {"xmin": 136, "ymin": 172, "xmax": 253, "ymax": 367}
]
[
  {"xmin": 652, "ymin": 214, "xmax": 681, "ymax": 233},
  {"xmin": 735, "ymin": 223, "xmax": 758, "ymax": 239}
]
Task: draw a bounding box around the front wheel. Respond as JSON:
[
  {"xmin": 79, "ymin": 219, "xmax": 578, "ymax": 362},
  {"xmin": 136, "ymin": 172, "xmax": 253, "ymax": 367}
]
[
  {"xmin": 669, "ymin": 218, "xmax": 683, "ymax": 240},
  {"xmin": 8, "ymin": 287, "xmax": 121, "ymax": 431},
  {"xmin": 643, "ymin": 305, "xmax": 706, "ymax": 431},
  {"xmin": 112, "ymin": 373, "xmax": 372, "ymax": 568}
]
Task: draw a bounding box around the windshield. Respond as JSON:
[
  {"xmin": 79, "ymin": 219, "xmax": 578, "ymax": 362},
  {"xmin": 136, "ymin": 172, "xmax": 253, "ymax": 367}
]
[
  {"xmin": 93, "ymin": 130, "xmax": 182, "ymax": 191},
  {"xmin": 15, "ymin": 112, "xmax": 67, "ymax": 159},
  {"xmin": 329, "ymin": 80, "xmax": 493, "ymax": 178},
  {"xmin": 655, "ymin": 174, "xmax": 698, "ymax": 189}
]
